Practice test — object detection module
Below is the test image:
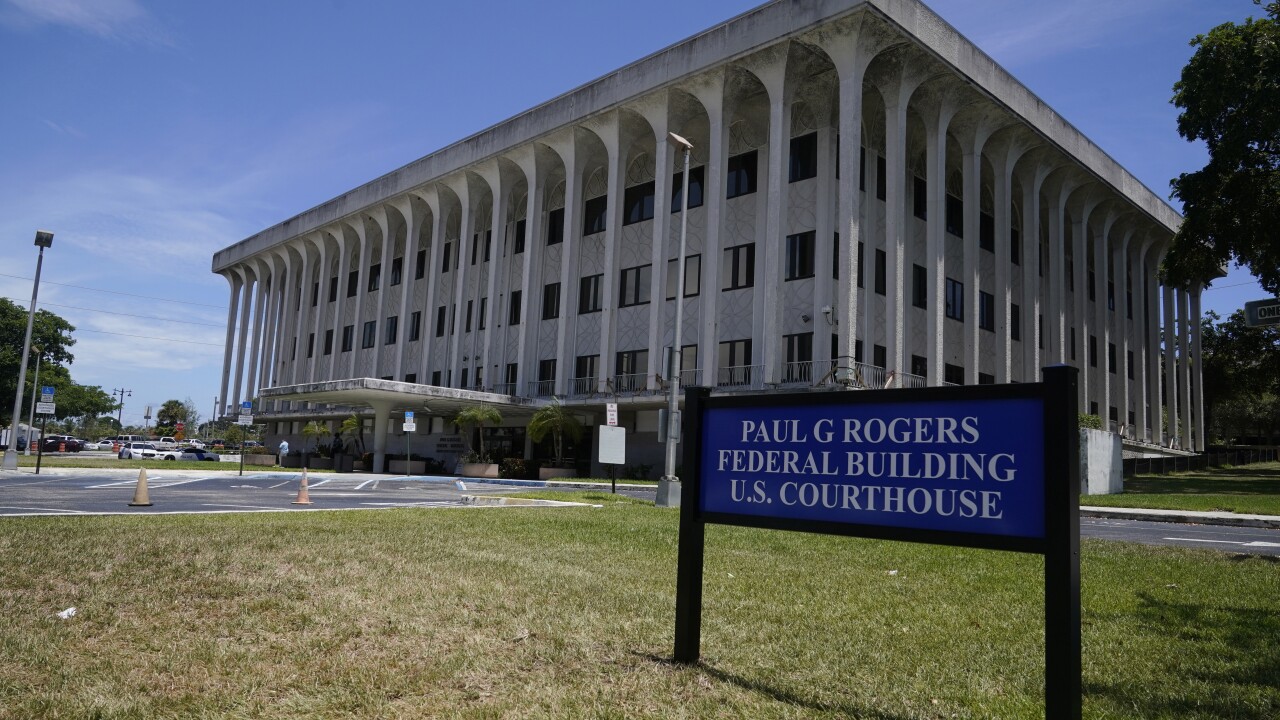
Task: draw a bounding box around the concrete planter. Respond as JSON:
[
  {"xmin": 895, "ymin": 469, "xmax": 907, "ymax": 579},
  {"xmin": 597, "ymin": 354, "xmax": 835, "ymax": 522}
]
[
  {"xmin": 308, "ymin": 456, "xmax": 333, "ymax": 470},
  {"xmin": 539, "ymin": 467, "xmax": 578, "ymax": 480},
  {"xmin": 1080, "ymin": 428, "xmax": 1123, "ymax": 495},
  {"xmin": 280, "ymin": 454, "xmax": 303, "ymax": 468},
  {"xmin": 460, "ymin": 462, "xmax": 500, "ymax": 478},
  {"xmin": 388, "ymin": 459, "xmax": 427, "ymax": 474},
  {"xmin": 242, "ymin": 454, "xmax": 276, "ymax": 467},
  {"xmin": 332, "ymin": 454, "xmax": 354, "ymax": 473}
]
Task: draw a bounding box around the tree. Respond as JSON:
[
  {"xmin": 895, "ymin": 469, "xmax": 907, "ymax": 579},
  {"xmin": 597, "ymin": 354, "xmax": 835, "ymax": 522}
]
[
  {"xmin": 0, "ymin": 299, "xmax": 76, "ymax": 428},
  {"xmin": 452, "ymin": 405, "xmax": 503, "ymax": 461},
  {"xmin": 1199, "ymin": 309, "xmax": 1280, "ymax": 443},
  {"xmin": 155, "ymin": 399, "xmax": 187, "ymax": 432},
  {"xmin": 525, "ymin": 399, "xmax": 583, "ymax": 468},
  {"xmin": 339, "ymin": 414, "xmax": 365, "ymax": 455},
  {"xmin": 1167, "ymin": 2, "xmax": 1280, "ymax": 292},
  {"xmin": 301, "ymin": 420, "xmax": 327, "ymax": 454}
]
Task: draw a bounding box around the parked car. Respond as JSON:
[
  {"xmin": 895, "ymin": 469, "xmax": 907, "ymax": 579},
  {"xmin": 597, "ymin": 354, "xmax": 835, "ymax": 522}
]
[
  {"xmin": 160, "ymin": 447, "xmax": 220, "ymax": 461},
  {"xmin": 155, "ymin": 436, "xmax": 179, "ymax": 450},
  {"xmin": 118, "ymin": 442, "xmax": 159, "ymax": 460},
  {"xmin": 41, "ymin": 435, "xmax": 83, "ymax": 452},
  {"xmin": 84, "ymin": 439, "xmax": 114, "ymax": 451},
  {"xmin": 183, "ymin": 439, "xmax": 206, "ymax": 449}
]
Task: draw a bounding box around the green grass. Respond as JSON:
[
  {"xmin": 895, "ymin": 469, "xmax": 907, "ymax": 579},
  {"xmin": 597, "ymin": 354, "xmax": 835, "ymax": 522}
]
[
  {"xmin": 1083, "ymin": 462, "xmax": 1280, "ymax": 515},
  {"xmin": 1, "ymin": 496, "xmax": 1276, "ymax": 718}
]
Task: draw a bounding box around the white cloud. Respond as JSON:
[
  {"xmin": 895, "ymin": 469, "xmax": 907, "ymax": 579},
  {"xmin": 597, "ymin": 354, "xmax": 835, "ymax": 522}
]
[{"xmin": 2, "ymin": 0, "xmax": 168, "ymax": 44}]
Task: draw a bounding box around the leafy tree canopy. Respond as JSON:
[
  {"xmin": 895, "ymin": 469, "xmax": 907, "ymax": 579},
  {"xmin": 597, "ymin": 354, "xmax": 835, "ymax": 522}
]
[
  {"xmin": 1167, "ymin": 1, "xmax": 1280, "ymax": 293},
  {"xmin": 1199, "ymin": 309, "xmax": 1280, "ymax": 442},
  {"xmin": 1, "ymin": 298, "xmax": 76, "ymax": 426}
]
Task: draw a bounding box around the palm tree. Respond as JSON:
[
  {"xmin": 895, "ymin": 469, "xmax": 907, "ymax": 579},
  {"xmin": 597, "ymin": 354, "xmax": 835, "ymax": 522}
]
[
  {"xmin": 301, "ymin": 420, "xmax": 327, "ymax": 455},
  {"xmin": 525, "ymin": 399, "xmax": 583, "ymax": 468},
  {"xmin": 452, "ymin": 405, "xmax": 503, "ymax": 461},
  {"xmin": 339, "ymin": 414, "xmax": 364, "ymax": 455}
]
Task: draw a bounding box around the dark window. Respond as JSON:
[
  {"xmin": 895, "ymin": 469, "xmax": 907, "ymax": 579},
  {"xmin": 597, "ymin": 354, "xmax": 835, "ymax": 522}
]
[
  {"xmin": 505, "ymin": 363, "xmax": 518, "ymax": 386},
  {"xmin": 789, "ymin": 132, "xmax": 818, "ymax": 182},
  {"xmin": 859, "ymin": 146, "xmax": 866, "ymax": 191},
  {"xmin": 465, "ymin": 300, "xmax": 473, "ymax": 333},
  {"xmin": 1040, "ymin": 314, "xmax": 1045, "ymax": 350},
  {"xmin": 1011, "ymin": 303, "xmax": 1021, "ymax": 342},
  {"xmin": 307, "ymin": 333, "xmax": 315, "ymax": 358},
  {"xmin": 341, "ymin": 325, "xmax": 354, "ymax": 352},
  {"xmin": 449, "ymin": 304, "xmax": 456, "ymax": 335},
  {"xmin": 538, "ymin": 359, "xmax": 557, "ymax": 383},
  {"xmin": 508, "ymin": 290, "xmax": 522, "ymax": 326},
  {"xmin": 718, "ymin": 339, "xmax": 753, "ymax": 384},
  {"xmin": 1128, "ymin": 350, "xmax": 1135, "ymax": 380},
  {"xmin": 945, "ymin": 278, "xmax": 964, "ymax": 321},
  {"xmin": 1128, "ymin": 409, "xmax": 1136, "ymax": 427},
  {"xmin": 543, "ymin": 283, "xmax": 561, "ymax": 320},
  {"xmin": 911, "ymin": 354, "xmax": 927, "ymax": 378},
  {"xmin": 1066, "ymin": 253, "xmax": 1074, "ymax": 290},
  {"xmin": 912, "ymin": 264, "xmax": 927, "ymax": 309},
  {"xmin": 441, "ymin": 243, "xmax": 453, "ymax": 273},
  {"xmin": 513, "ymin": 219, "xmax": 526, "ymax": 254},
  {"xmin": 671, "ymin": 166, "xmax": 704, "ymax": 211},
  {"xmin": 857, "ymin": 241, "xmax": 864, "ymax": 289},
  {"xmin": 616, "ymin": 349, "xmax": 648, "ymax": 376},
  {"xmin": 874, "ymin": 249, "xmax": 886, "ymax": 296},
  {"xmin": 1088, "ymin": 267, "xmax": 1096, "ymax": 301},
  {"xmin": 623, "ymin": 181, "xmax": 655, "ymax": 225},
  {"xmin": 945, "ymin": 194, "xmax": 964, "ymax": 237},
  {"xmin": 583, "ymin": 195, "xmax": 607, "ymax": 235},
  {"xmin": 619, "ymin": 265, "xmax": 652, "ymax": 307},
  {"xmin": 783, "ymin": 333, "xmax": 813, "ymax": 382},
  {"xmin": 1089, "ymin": 334, "xmax": 1098, "ymax": 368},
  {"xmin": 347, "ymin": 270, "xmax": 358, "ymax": 297},
  {"xmin": 311, "ymin": 282, "xmax": 319, "ymax": 307},
  {"xmin": 666, "ymin": 254, "xmax": 701, "ymax": 299},
  {"xmin": 362, "ymin": 321, "xmax": 376, "ymax": 349},
  {"xmin": 483, "ymin": 230, "xmax": 492, "ymax": 262},
  {"xmin": 385, "ymin": 316, "xmax": 398, "ymax": 345},
  {"xmin": 978, "ymin": 372, "xmax": 995, "ymax": 385},
  {"xmin": 876, "ymin": 156, "xmax": 887, "ymax": 201},
  {"xmin": 415, "ymin": 249, "xmax": 426, "ymax": 279},
  {"xmin": 873, "ymin": 344, "xmax": 886, "ymax": 369},
  {"xmin": 1011, "ymin": 227, "xmax": 1021, "ymax": 265},
  {"xmin": 1107, "ymin": 279, "xmax": 1115, "ymax": 311},
  {"xmin": 1126, "ymin": 275, "xmax": 1133, "ymax": 320},
  {"xmin": 391, "ymin": 257, "xmax": 403, "ymax": 286},
  {"xmin": 435, "ymin": 306, "xmax": 446, "ymax": 338},
  {"xmin": 1108, "ymin": 342, "xmax": 1117, "ymax": 374},
  {"xmin": 324, "ymin": 329, "xmax": 333, "ymax": 355},
  {"xmin": 913, "ymin": 176, "xmax": 927, "ymax": 219},
  {"xmin": 579, "ymin": 274, "xmax": 603, "ymax": 313},
  {"xmin": 547, "ymin": 208, "xmax": 565, "ymax": 245},
  {"xmin": 460, "ymin": 368, "xmax": 469, "ymax": 389},
  {"xmin": 723, "ymin": 243, "xmax": 755, "ymax": 290},
  {"xmin": 785, "ymin": 231, "xmax": 815, "ymax": 280},
  {"xmin": 410, "ymin": 311, "xmax": 421, "ymax": 342},
  {"xmin": 1090, "ymin": 401, "xmax": 1099, "ymax": 416},
  {"xmin": 726, "ymin": 150, "xmax": 758, "ymax": 199},
  {"xmin": 430, "ymin": 370, "xmax": 442, "ymax": 387},
  {"xmin": 945, "ymin": 363, "xmax": 965, "ymax": 385},
  {"xmin": 1109, "ymin": 406, "xmax": 1119, "ymax": 424},
  {"xmin": 575, "ymin": 354, "xmax": 598, "ymax": 382},
  {"xmin": 478, "ymin": 297, "xmax": 487, "ymax": 331},
  {"xmin": 405, "ymin": 373, "xmax": 417, "ymax": 384},
  {"xmin": 470, "ymin": 234, "xmax": 479, "ymax": 265},
  {"xmin": 832, "ymin": 233, "xmax": 839, "ymax": 280},
  {"xmin": 979, "ymin": 291, "xmax": 995, "ymax": 332},
  {"xmin": 980, "ymin": 212, "xmax": 994, "ymax": 252},
  {"xmin": 1071, "ymin": 328, "xmax": 1077, "ymax": 361},
  {"xmin": 368, "ymin": 264, "xmax": 380, "ymax": 292}
]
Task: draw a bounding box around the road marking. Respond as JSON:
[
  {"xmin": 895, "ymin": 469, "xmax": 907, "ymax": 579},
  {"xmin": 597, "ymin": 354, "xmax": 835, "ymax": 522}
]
[
  {"xmin": 361, "ymin": 501, "xmax": 457, "ymax": 507},
  {"xmin": 1163, "ymin": 538, "xmax": 1280, "ymax": 548},
  {"xmin": 355, "ymin": 478, "xmax": 380, "ymax": 490},
  {"xmin": 202, "ymin": 503, "xmax": 298, "ymax": 511},
  {"xmin": 268, "ymin": 480, "xmax": 291, "ymax": 489},
  {"xmin": 0, "ymin": 506, "xmax": 87, "ymax": 514},
  {"xmin": 86, "ymin": 477, "xmax": 210, "ymax": 489}
]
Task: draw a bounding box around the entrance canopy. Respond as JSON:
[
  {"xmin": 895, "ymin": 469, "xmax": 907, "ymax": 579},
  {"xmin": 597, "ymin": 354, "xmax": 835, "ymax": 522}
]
[{"xmin": 260, "ymin": 378, "xmax": 547, "ymax": 419}]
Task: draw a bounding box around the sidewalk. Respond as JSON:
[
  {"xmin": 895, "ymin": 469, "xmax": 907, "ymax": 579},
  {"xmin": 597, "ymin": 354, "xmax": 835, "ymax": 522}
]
[{"xmin": 1081, "ymin": 505, "xmax": 1280, "ymax": 530}]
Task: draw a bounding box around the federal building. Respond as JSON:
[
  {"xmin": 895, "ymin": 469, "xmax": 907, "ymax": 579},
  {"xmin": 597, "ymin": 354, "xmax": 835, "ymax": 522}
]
[{"xmin": 211, "ymin": 0, "xmax": 1206, "ymax": 475}]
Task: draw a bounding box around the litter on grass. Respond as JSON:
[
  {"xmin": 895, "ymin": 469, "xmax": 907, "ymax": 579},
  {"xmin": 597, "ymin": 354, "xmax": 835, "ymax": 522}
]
[{"xmin": 56, "ymin": 607, "xmax": 77, "ymax": 620}]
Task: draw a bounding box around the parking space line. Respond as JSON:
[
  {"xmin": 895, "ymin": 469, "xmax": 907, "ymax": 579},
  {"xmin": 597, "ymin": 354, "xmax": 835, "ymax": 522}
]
[
  {"xmin": 0, "ymin": 506, "xmax": 87, "ymax": 514},
  {"xmin": 86, "ymin": 477, "xmax": 212, "ymax": 489}
]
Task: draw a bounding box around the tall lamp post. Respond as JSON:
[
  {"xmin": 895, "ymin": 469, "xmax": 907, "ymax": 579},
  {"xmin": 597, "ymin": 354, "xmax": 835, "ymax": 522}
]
[
  {"xmin": 23, "ymin": 346, "xmax": 42, "ymax": 456},
  {"xmin": 113, "ymin": 388, "xmax": 132, "ymax": 431},
  {"xmin": 3, "ymin": 231, "xmax": 53, "ymax": 470},
  {"xmin": 657, "ymin": 132, "xmax": 693, "ymax": 508}
]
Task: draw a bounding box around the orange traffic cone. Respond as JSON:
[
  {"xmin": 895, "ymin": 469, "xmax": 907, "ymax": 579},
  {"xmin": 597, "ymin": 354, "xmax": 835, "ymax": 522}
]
[
  {"xmin": 128, "ymin": 468, "xmax": 152, "ymax": 506},
  {"xmin": 291, "ymin": 469, "xmax": 313, "ymax": 505}
]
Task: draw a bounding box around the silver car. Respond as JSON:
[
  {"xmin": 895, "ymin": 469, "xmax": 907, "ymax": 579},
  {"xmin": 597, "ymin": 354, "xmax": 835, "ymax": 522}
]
[{"xmin": 118, "ymin": 442, "xmax": 159, "ymax": 460}]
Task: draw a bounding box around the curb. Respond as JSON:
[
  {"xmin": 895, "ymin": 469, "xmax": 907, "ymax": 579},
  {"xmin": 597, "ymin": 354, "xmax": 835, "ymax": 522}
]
[{"xmin": 1081, "ymin": 507, "xmax": 1280, "ymax": 530}]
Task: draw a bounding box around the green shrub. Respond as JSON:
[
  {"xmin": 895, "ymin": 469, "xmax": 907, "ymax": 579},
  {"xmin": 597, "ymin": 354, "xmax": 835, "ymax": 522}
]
[
  {"xmin": 499, "ymin": 457, "xmax": 540, "ymax": 479},
  {"xmin": 243, "ymin": 446, "xmax": 274, "ymax": 455},
  {"xmin": 1078, "ymin": 413, "xmax": 1104, "ymax": 430}
]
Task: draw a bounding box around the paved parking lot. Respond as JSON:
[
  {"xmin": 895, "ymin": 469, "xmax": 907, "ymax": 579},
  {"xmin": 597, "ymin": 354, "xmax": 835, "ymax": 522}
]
[{"xmin": 0, "ymin": 468, "xmax": 533, "ymax": 516}]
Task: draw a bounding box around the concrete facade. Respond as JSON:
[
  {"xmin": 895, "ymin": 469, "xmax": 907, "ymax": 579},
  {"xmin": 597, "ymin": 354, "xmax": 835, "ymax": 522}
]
[{"xmin": 211, "ymin": 0, "xmax": 1206, "ymax": 474}]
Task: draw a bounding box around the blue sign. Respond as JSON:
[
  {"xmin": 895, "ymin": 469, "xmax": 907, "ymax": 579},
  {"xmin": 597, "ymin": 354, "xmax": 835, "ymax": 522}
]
[
  {"xmin": 41, "ymin": 386, "xmax": 55, "ymax": 396},
  {"xmin": 405, "ymin": 411, "xmax": 414, "ymax": 421},
  {"xmin": 241, "ymin": 401, "xmax": 252, "ymax": 411},
  {"xmin": 699, "ymin": 396, "xmax": 1046, "ymax": 539}
]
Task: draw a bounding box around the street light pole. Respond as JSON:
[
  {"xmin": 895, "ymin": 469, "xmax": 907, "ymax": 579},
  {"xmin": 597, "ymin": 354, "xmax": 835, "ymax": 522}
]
[
  {"xmin": 657, "ymin": 133, "xmax": 693, "ymax": 508},
  {"xmin": 3, "ymin": 231, "xmax": 53, "ymax": 470},
  {"xmin": 113, "ymin": 388, "xmax": 132, "ymax": 431},
  {"xmin": 24, "ymin": 347, "xmax": 42, "ymax": 456}
]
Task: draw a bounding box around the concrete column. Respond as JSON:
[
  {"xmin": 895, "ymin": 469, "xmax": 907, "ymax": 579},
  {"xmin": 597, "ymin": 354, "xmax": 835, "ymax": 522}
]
[
  {"xmin": 393, "ymin": 198, "xmax": 419, "ymax": 381},
  {"xmin": 231, "ymin": 267, "xmax": 254, "ymax": 410},
  {"xmin": 924, "ymin": 106, "xmax": 954, "ymax": 386},
  {"xmin": 244, "ymin": 260, "xmax": 269, "ymax": 404},
  {"xmin": 551, "ymin": 136, "xmax": 583, "ymax": 396},
  {"xmin": 1113, "ymin": 230, "xmax": 1132, "ymax": 435},
  {"xmin": 691, "ymin": 79, "xmax": 726, "ymax": 388},
  {"xmin": 419, "ymin": 191, "xmax": 446, "ymax": 386},
  {"xmin": 449, "ymin": 185, "xmax": 473, "ymax": 386},
  {"xmin": 1177, "ymin": 286, "xmax": 1192, "ymax": 450},
  {"xmin": 1095, "ymin": 217, "xmax": 1112, "ymax": 425},
  {"xmin": 754, "ymin": 62, "xmax": 791, "ymax": 385},
  {"xmin": 884, "ymin": 95, "xmax": 910, "ymax": 378},
  {"xmin": 1145, "ymin": 246, "xmax": 1165, "ymax": 444},
  {"xmin": 1047, "ymin": 194, "xmax": 1067, "ymax": 365},
  {"xmin": 348, "ymin": 214, "xmax": 375, "ymax": 379},
  {"xmin": 991, "ymin": 145, "xmax": 1017, "ymax": 384},
  {"xmin": 597, "ymin": 118, "xmax": 625, "ymax": 393},
  {"xmin": 513, "ymin": 152, "xmax": 543, "ymax": 395},
  {"xmin": 327, "ymin": 226, "xmax": 352, "ymax": 381},
  {"xmin": 962, "ymin": 140, "xmax": 984, "ymax": 384},
  {"xmin": 481, "ymin": 167, "xmax": 508, "ymax": 389},
  {"xmin": 306, "ymin": 234, "xmax": 329, "ymax": 384},
  {"xmin": 1018, "ymin": 167, "xmax": 1048, "ymax": 380},
  {"xmin": 1190, "ymin": 283, "xmax": 1204, "ymax": 451},
  {"xmin": 370, "ymin": 400, "xmax": 393, "ymax": 474},
  {"xmin": 369, "ymin": 208, "xmax": 393, "ymax": 377},
  {"xmin": 268, "ymin": 250, "xmax": 294, "ymax": 393},
  {"xmin": 1070, "ymin": 213, "xmax": 1088, "ymax": 409},
  {"xmin": 290, "ymin": 238, "xmax": 314, "ymax": 387},
  {"xmin": 643, "ymin": 107, "xmax": 673, "ymax": 391},
  {"xmin": 1162, "ymin": 283, "xmax": 1177, "ymax": 446},
  {"xmin": 218, "ymin": 272, "xmax": 241, "ymax": 418}
]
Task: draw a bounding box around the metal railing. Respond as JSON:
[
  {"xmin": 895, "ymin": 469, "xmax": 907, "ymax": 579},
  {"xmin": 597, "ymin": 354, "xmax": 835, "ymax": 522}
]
[
  {"xmin": 528, "ymin": 380, "xmax": 555, "ymax": 397},
  {"xmin": 612, "ymin": 373, "xmax": 647, "ymax": 393},
  {"xmin": 491, "ymin": 383, "xmax": 516, "ymax": 396},
  {"xmin": 717, "ymin": 364, "xmax": 763, "ymax": 388},
  {"xmin": 780, "ymin": 359, "xmax": 836, "ymax": 385},
  {"xmin": 570, "ymin": 376, "xmax": 597, "ymax": 396},
  {"xmin": 896, "ymin": 371, "xmax": 927, "ymax": 389},
  {"xmin": 679, "ymin": 368, "xmax": 700, "ymax": 386}
]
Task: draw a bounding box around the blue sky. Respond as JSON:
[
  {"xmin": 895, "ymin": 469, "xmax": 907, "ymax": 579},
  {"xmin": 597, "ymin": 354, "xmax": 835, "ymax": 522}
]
[{"xmin": 0, "ymin": 0, "xmax": 1269, "ymax": 427}]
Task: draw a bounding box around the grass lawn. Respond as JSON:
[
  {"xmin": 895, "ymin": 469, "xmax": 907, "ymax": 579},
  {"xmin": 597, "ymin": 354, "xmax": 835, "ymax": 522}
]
[
  {"xmin": 1083, "ymin": 462, "xmax": 1280, "ymax": 516},
  {"xmin": 1, "ymin": 492, "xmax": 1276, "ymax": 719}
]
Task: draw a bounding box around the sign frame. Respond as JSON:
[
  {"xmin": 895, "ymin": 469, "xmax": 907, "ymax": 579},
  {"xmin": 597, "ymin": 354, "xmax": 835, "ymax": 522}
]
[
  {"xmin": 673, "ymin": 366, "xmax": 1080, "ymax": 718},
  {"xmin": 1243, "ymin": 298, "xmax": 1280, "ymax": 327}
]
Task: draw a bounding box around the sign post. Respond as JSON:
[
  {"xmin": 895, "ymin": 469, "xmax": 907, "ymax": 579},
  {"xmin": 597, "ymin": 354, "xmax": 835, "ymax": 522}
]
[
  {"xmin": 403, "ymin": 411, "xmax": 416, "ymax": 478},
  {"xmin": 599, "ymin": 425, "xmax": 626, "ymax": 493},
  {"xmin": 237, "ymin": 401, "xmax": 253, "ymax": 477},
  {"xmin": 674, "ymin": 366, "xmax": 1080, "ymax": 717}
]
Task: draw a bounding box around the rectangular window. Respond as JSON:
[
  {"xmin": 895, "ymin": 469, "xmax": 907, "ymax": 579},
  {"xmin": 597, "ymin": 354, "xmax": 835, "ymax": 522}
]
[
  {"xmin": 623, "ymin": 181, "xmax": 655, "ymax": 225},
  {"xmin": 945, "ymin": 194, "xmax": 964, "ymax": 237},
  {"xmin": 385, "ymin": 316, "xmax": 398, "ymax": 345},
  {"xmin": 1040, "ymin": 314, "xmax": 1045, "ymax": 350},
  {"xmin": 1090, "ymin": 401, "xmax": 1099, "ymax": 416},
  {"xmin": 1071, "ymin": 328, "xmax": 1077, "ymax": 361},
  {"xmin": 1108, "ymin": 342, "xmax": 1117, "ymax": 374},
  {"xmin": 435, "ymin": 306, "xmax": 446, "ymax": 338},
  {"xmin": 785, "ymin": 231, "xmax": 815, "ymax": 280},
  {"xmin": 859, "ymin": 146, "xmax": 865, "ymax": 191},
  {"xmin": 368, "ymin": 264, "xmax": 380, "ymax": 292},
  {"xmin": 478, "ymin": 297, "xmax": 487, "ymax": 331},
  {"xmin": 538, "ymin": 359, "xmax": 557, "ymax": 383},
  {"xmin": 1090, "ymin": 334, "xmax": 1098, "ymax": 368},
  {"xmin": 876, "ymin": 155, "xmax": 887, "ymax": 201},
  {"xmin": 718, "ymin": 339, "xmax": 753, "ymax": 385},
  {"xmin": 583, "ymin": 195, "xmax": 607, "ymax": 235},
  {"xmin": 431, "ymin": 370, "xmax": 442, "ymax": 387},
  {"xmin": 616, "ymin": 349, "xmax": 648, "ymax": 377},
  {"xmin": 1107, "ymin": 279, "xmax": 1115, "ymax": 311},
  {"xmin": 405, "ymin": 373, "xmax": 417, "ymax": 384},
  {"xmin": 911, "ymin": 354, "xmax": 927, "ymax": 379},
  {"xmin": 1011, "ymin": 303, "xmax": 1021, "ymax": 342},
  {"xmin": 362, "ymin": 321, "xmax": 376, "ymax": 349},
  {"xmin": 912, "ymin": 264, "xmax": 927, "ymax": 309},
  {"xmin": 346, "ymin": 270, "xmax": 358, "ymax": 297},
  {"xmin": 1088, "ymin": 267, "xmax": 1096, "ymax": 301},
  {"xmin": 416, "ymin": 249, "xmax": 426, "ymax": 279},
  {"xmin": 1011, "ymin": 227, "xmax": 1021, "ymax": 265},
  {"xmin": 441, "ymin": 242, "xmax": 452, "ymax": 273},
  {"xmin": 575, "ymin": 354, "xmax": 598, "ymax": 383},
  {"xmin": 546, "ymin": 208, "xmax": 565, "ymax": 245},
  {"xmin": 307, "ymin": 333, "xmax": 315, "ymax": 359},
  {"xmin": 311, "ymin": 281, "xmax": 319, "ymax": 307},
  {"xmin": 542, "ymin": 282, "xmax": 561, "ymax": 320},
  {"xmin": 391, "ymin": 257, "xmax": 403, "ymax": 286},
  {"xmin": 671, "ymin": 166, "xmax": 705, "ymax": 211},
  {"xmin": 945, "ymin": 278, "xmax": 964, "ymax": 321},
  {"xmin": 978, "ymin": 372, "xmax": 995, "ymax": 385},
  {"xmin": 409, "ymin": 311, "xmax": 421, "ymax": 342},
  {"xmin": 513, "ymin": 219, "xmax": 526, "ymax": 254},
  {"xmin": 945, "ymin": 363, "xmax": 965, "ymax": 385},
  {"xmin": 465, "ymin": 300, "xmax": 473, "ymax": 333},
  {"xmin": 341, "ymin": 325, "xmax": 354, "ymax": 352},
  {"xmin": 470, "ymin": 233, "xmax": 479, "ymax": 265},
  {"xmin": 484, "ymin": 230, "xmax": 492, "ymax": 262},
  {"xmin": 913, "ymin": 176, "xmax": 927, "ymax": 219},
  {"xmin": 726, "ymin": 150, "xmax": 758, "ymax": 199},
  {"xmin": 579, "ymin": 274, "xmax": 603, "ymax": 313},
  {"xmin": 723, "ymin": 243, "xmax": 755, "ymax": 290},
  {"xmin": 980, "ymin": 212, "xmax": 995, "ymax": 252},
  {"xmin": 874, "ymin": 249, "xmax": 886, "ymax": 296},
  {"xmin": 788, "ymin": 132, "xmax": 818, "ymax": 182},
  {"xmin": 505, "ymin": 363, "xmax": 518, "ymax": 386},
  {"xmin": 450, "ymin": 304, "xmax": 456, "ymax": 334},
  {"xmin": 508, "ymin": 290, "xmax": 522, "ymax": 325},
  {"xmin": 979, "ymin": 291, "xmax": 995, "ymax": 331},
  {"xmin": 832, "ymin": 232, "xmax": 839, "ymax": 280},
  {"xmin": 873, "ymin": 344, "xmax": 887, "ymax": 369},
  {"xmin": 666, "ymin": 254, "xmax": 701, "ymax": 299},
  {"xmin": 783, "ymin": 332, "xmax": 813, "ymax": 382},
  {"xmin": 857, "ymin": 241, "xmax": 864, "ymax": 289},
  {"xmin": 619, "ymin": 264, "xmax": 652, "ymax": 307},
  {"xmin": 324, "ymin": 329, "xmax": 333, "ymax": 355},
  {"xmin": 1128, "ymin": 350, "xmax": 1135, "ymax": 380},
  {"xmin": 460, "ymin": 368, "xmax": 469, "ymax": 390}
]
